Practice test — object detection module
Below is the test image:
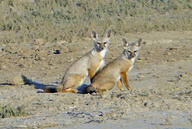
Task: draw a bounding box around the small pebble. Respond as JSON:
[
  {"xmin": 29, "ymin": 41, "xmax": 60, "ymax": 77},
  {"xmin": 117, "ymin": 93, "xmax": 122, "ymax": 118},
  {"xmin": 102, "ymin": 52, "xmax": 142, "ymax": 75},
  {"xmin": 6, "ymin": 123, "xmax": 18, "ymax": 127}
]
[
  {"xmin": 144, "ymin": 102, "xmax": 147, "ymax": 107},
  {"xmin": 53, "ymin": 50, "xmax": 60, "ymax": 54}
]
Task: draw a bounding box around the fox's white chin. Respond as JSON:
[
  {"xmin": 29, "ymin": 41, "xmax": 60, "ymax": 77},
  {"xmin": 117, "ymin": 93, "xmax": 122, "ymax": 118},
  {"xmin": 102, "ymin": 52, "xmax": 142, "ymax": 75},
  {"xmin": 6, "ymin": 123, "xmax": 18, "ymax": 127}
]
[{"xmin": 100, "ymin": 49, "xmax": 107, "ymax": 58}]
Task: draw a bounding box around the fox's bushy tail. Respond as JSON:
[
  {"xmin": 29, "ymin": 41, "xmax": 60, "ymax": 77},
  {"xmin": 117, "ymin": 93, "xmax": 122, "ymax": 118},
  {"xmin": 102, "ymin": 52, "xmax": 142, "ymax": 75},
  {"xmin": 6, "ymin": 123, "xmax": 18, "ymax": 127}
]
[
  {"xmin": 84, "ymin": 85, "xmax": 96, "ymax": 94},
  {"xmin": 44, "ymin": 85, "xmax": 63, "ymax": 93}
]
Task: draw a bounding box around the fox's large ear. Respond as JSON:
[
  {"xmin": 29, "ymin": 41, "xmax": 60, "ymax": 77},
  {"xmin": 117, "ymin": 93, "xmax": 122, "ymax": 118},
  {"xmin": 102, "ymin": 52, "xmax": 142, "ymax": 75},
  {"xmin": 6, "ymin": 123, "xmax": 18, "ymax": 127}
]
[
  {"xmin": 91, "ymin": 30, "xmax": 98, "ymax": 40},
  {"xmin": 105, "ymin": 29, "xmax": 111, "ymax": 39},
  {"xmin": 136, "ymin": 38, "xmax": 142, "ymax": 46},
  {"xmin": 122, "ymin": 38, "xmax": 129, "ymax": 49}
]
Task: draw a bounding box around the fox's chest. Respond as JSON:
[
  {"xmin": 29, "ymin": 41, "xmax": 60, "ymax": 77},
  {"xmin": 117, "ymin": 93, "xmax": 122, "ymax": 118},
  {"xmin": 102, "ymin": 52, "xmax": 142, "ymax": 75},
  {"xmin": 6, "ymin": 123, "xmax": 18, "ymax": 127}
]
[
  {"xmin": 128, "ymin": 65, "xmax": 134, "ymax": 72},
  {"xmin": 91, "ymin": 56, "xmax": 105, "ymax": 74},
  {"xmin": 120, "ymin": 57, "xmax": 135, "ymax": 72},
  {"xmin": 100, "ymin": 49, "xmax": 107, "ymax": 58},
  {"xmin": 128, "ymin": 57, "xmax": 137, "ymax": 72},
  {"xmin": 90, "ymin": 49, "xmax": 106, "ymax": 72},
  {"xmin": 98, "ymin": 60, "xmax": 105, "ymax": 70}
]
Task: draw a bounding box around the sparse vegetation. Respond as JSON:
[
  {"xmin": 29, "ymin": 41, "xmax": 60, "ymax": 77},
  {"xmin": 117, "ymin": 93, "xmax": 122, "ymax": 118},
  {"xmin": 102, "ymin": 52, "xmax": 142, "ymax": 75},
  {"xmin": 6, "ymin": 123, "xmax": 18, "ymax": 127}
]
[
  {"xmin": 0, "ymin": 0, "xmax": 192, "ymax": 43},
  {"xmin": 0, "ymin": 105, "xmax": 27, "ymax": 118}
]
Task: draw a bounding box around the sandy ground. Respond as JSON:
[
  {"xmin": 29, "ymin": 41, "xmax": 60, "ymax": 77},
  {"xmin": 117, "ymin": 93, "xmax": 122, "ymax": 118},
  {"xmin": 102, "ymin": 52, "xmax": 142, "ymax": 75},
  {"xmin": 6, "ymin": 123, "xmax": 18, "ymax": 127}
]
[{"xmin": 0, "ymin": 31, "xmax": 192, "ymax": 128}]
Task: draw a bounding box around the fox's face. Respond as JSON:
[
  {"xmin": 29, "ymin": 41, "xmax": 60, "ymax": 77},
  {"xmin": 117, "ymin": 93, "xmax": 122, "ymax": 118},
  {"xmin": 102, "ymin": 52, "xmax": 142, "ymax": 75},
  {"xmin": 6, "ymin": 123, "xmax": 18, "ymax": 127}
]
[
  {"xmin": 122, "ymin": 38, "xmax": 142, "ymax": 60},
  {"xmin": 91, "ymin": 29, "xmax": 111, "ymax": 52}
]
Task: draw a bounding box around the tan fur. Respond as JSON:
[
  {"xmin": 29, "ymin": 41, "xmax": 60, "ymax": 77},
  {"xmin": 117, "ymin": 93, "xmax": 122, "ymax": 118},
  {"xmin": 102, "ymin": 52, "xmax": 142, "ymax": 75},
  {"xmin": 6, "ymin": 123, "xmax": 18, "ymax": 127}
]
[
  {"xmin": 117, "ymin": 79, "xmax": 123, "ymax": 90},
  {"xmin": 87, "ymin": 38, "xmax": 143, "ymax": 93},
  {"xmin": 44, "ymin": 29, "xmax": 111, "ymax": 93}
]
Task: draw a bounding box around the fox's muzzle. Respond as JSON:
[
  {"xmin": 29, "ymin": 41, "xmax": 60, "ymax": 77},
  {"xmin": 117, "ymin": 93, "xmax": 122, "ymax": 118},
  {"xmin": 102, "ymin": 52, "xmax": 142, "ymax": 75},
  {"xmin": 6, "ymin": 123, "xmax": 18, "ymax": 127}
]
[
  {"xmin": 123, "ymin": 50, "xmax": 135, "ymax": 59},
  {"xmin": 128, "ymin": 52, "xmax": 135, "ymax": 59},
  {"xmin": 96, "ymin": 44, "xmax": 105, "ymax": 51}
]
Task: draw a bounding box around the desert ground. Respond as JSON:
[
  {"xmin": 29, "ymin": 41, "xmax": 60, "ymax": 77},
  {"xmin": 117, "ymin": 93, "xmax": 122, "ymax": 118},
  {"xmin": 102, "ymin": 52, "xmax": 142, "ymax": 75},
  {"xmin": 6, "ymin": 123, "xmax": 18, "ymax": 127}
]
[{"xmin": 0, "ymin": 31, "xmax": 192, "ymax": 128}]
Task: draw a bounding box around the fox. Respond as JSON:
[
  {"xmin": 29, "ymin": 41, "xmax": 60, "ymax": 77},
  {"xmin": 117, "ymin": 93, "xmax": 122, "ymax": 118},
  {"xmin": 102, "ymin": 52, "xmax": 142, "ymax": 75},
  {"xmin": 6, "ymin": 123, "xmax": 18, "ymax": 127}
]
[
  {"xmin": 86, "ymin": 38, "xmax": 144, "ymax": 93},
  {"xmin": 44, "ymin": 29, "xmax": 112, "ymax": 93}
]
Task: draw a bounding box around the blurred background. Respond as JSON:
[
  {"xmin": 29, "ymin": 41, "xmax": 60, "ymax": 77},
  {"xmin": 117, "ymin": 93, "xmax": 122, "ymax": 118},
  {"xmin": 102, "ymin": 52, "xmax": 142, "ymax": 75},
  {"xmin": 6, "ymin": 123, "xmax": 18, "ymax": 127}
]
[{"xmin": 0, "ymin": 0, "xmax": 191, "ymax": 43}]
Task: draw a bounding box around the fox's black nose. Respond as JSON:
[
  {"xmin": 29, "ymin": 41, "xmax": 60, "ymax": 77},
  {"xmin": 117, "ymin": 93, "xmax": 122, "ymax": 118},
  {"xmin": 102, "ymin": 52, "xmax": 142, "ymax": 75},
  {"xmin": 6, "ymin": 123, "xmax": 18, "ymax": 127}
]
[
  {"xmin": 131, "ymin": 52, "xmax": 136, "ymax": 58},
  {"xmin": 99, "ymin": 47, "xmax": 104, "ymax": 51}
]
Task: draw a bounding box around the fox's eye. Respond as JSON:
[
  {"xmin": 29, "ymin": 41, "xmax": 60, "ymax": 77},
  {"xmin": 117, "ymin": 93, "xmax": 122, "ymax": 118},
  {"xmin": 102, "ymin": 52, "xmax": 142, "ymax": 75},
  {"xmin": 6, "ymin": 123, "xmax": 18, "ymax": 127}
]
[
  {"xmin": 97, "ymin": 42, "xmax": 100, "ymax": 45},
  {"xmin": 103, "ymin": 42, "xmax": 107, "ymax": 45},
  {"xmin": 134, "ymin": 50, "xmax": 137, "ymax": 53}
]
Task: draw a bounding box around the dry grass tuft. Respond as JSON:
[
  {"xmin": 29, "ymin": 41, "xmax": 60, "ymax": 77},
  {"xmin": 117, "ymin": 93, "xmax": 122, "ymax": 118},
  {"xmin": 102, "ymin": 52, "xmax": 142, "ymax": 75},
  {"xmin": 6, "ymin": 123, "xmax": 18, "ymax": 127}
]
[
  {"xmin": 0, "ymin": 0, "xmax": 192, "ymax": 43},
  {"xmin": 0, "ymin": 104, "xmax": 27, "ymax": 118}
]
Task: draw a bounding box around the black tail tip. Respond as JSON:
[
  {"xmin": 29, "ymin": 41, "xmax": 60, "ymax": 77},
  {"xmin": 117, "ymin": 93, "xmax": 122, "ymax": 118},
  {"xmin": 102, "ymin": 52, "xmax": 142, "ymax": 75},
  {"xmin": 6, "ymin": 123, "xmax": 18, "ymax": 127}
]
[
  {"xmin": 44, "ymin": 88, "xmax": 58, "ymax": 93},
  {"xmin": 86, "ymin": 86, "xmax": 96, "ymax": 94}
]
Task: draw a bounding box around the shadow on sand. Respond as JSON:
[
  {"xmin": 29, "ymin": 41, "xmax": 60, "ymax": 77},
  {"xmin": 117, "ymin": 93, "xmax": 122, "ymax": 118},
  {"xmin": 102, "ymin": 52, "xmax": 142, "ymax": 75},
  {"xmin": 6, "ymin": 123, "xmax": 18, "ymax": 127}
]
[{"xmin": 0, "ymin": 75, "xmax": 91, "ymax": 94}]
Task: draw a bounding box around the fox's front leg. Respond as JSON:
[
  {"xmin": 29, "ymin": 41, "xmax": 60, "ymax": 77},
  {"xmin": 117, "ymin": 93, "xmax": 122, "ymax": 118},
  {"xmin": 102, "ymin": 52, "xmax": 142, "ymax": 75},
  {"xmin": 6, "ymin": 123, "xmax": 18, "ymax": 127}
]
[
  {"xmin": 120, "ymin": 72, "xmax": 131, "ymax": 90},
  {"xmin": 88, "ymin": 69, "xmax": 96, "ymax": 83},
  {"xmin": 117, "ymin": 78, "xmax": 124, "ymax": 90}
]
